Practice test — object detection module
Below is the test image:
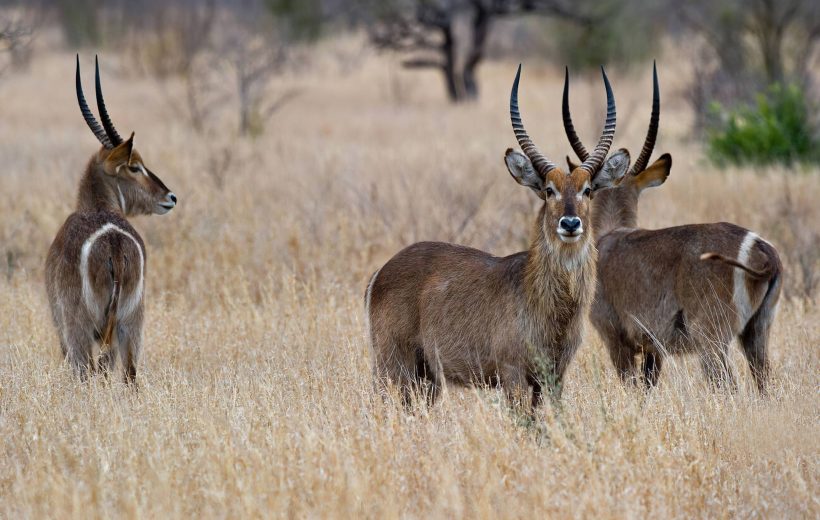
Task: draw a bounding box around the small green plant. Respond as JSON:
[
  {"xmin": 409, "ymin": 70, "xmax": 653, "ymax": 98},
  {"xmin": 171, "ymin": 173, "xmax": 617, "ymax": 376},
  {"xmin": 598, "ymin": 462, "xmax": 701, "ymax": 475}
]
[{"xmin": 707, "ymin": 83, "xmax": 820, "ymax": 167}]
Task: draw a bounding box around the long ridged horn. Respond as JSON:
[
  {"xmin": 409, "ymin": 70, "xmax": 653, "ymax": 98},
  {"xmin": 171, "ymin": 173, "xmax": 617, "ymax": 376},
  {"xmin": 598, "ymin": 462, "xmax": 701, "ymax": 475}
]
[
  {"xmin": 628, "ymin": 61, "xmax": 660, "ymax": 175},
  {"xmin": 95, "ymin": 55, "xmax": 124, "ymax": 147},
  {"xmin": 579, "ymin": 66, "xmax": 616, "ymax": 174},
  {"xmin": 562, "ymin": 67, "xmax": 589, "ymax": 161},
  {"xmin": 580, "ymin": 66, "xmax": 615, "ymax": 174},
  {"xmin": 510, "ymin": 64, "xmax": 556, "ymax": 175},
  {"xmin": 76, "ymin": 55, "xmax": 112, "ymax": 149}
]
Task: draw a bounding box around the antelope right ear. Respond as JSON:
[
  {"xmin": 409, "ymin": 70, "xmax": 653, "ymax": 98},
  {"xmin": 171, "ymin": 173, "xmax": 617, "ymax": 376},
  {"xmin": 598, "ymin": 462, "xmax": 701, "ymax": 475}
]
[
  {"xmin": 634, "ymin": 153, "xmax": 672, "ymax": 191},
  {"xmin": 504, "ymin": 148, "xmax": 544, "ymax": 194},
  {"xmin": 104, "ymin": 133, "xmax": 135, "ymax": 174},
  {"xmin": 592, "ymin": 148, "xmax": 630, "ymax": 190},
  {"xmin": 566, "ymin": 155, "xmax": 580, "ymax": 171}
]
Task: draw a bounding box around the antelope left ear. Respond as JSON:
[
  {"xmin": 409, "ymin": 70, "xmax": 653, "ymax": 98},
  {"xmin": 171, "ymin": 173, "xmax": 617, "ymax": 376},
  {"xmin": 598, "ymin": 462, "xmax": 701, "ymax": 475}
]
[
  {"xmin": 635, "ymin": 153, "xmax": 672, "ymax": 192},
  {"xmin": 504, "ymin": 148, "xmax": 545, "ymax": 195},
  {"xmin": 104, "ymin": 132, "xmax": 135, "ymax": 173},
  {"xmin": 566, "ymin": 155, "xmax": 580, "ymax": 172},
  {"xmin": 592, "ymin": 148, "xmax": 630, "ymax": 190}
]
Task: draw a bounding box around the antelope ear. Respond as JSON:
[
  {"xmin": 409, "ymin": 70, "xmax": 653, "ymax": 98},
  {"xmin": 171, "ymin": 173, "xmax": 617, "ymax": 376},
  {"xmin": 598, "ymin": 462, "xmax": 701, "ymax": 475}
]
[
  {"xmin": 504, "ymin": 148, "xmax": 544, "ymax": 195},
  {"xmin": 104, "ymin": 132, "xmax": 135, "ymax": 174},
  {"xmin": 566, "ymin": 155, "xmax": 580, "ymax": 172},
  {"xmin": 592, "ymin": 148, "xmax": 630, "ymax": 190},
  {"xmin": 634, "ymin": 153, "xmax": 671, "ymax": 191}
]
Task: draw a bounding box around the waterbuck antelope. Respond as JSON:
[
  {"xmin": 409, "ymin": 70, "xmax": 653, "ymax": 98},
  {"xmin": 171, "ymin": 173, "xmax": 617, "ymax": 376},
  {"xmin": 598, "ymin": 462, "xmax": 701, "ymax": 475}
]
[
  {"xmin": 563, "ymin": 64, "xmax": 782, "ymax": 393},
  {"xmin": 366, "ymin": 65, "xmax": 619, "ymax": 408},
  {"xmin": 45, "ymin": 56, "xmax": 177, "ymax": 383}
]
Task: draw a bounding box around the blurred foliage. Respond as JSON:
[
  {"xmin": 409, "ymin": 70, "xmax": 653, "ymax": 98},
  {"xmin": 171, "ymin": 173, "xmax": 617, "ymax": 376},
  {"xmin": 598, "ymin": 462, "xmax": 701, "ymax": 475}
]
[
  {"xmin": 678, "ymin": 0, "xmax": 820, "ymax": 133},
  {"xmin": 707, "ymin": 83, "xmax": 820, "ymax": 167},
  {"xmin": 264, "ymin": 0, "xmax": 324, "ymax": 41},
  {"xmin": 53, "ymin": 0, "xmax": 102, "ymax": 46},
  {"xmin": 549, "ymin": 0, "xmax": 662, "ymax": 74}
]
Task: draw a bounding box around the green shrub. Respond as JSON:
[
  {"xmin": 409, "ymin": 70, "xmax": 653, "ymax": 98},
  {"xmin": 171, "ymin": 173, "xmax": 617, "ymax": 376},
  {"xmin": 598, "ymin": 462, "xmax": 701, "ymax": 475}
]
[{"xmin": 707, "ymin": 83, "xmax": 820, "ymax": 167}]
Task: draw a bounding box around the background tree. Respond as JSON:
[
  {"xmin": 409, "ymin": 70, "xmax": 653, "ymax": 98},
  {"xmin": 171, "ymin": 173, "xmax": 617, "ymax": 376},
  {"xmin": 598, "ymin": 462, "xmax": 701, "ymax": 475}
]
[
  {"xmin": 676, "ymin": 0, "xmax": 820, "ymax": 132},
  {"xmin": 547, "ymin": 0, "xmax": 661, "ymax": 74},
  {"xmin": 214, "ymin": 9, "xmax": 297, "ymax": 136},
  {"xmin": 0, "ymin": 5, "xmax": 37, "ymax": 74},
  {"xmin": 367, "ymin": 0, "xmax": 594, "ymax": 102}
]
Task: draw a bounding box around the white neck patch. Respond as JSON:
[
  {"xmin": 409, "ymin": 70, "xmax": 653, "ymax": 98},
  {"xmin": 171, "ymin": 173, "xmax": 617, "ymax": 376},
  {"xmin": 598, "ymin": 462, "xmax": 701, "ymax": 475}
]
[{"xmin": 116, "ymin": 182, "xmax": 126, "ymax": 214}]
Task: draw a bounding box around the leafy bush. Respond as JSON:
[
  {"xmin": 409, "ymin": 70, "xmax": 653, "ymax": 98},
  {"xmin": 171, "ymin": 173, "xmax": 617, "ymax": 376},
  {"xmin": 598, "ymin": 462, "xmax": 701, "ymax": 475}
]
[{"xmin": 707, "ymin": 83, "xmax": 820, "ymax": 167}]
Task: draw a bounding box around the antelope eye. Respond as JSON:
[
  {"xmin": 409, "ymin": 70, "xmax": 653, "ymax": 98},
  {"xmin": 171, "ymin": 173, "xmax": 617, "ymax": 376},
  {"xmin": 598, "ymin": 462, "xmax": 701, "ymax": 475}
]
[
  {"xmin": 128, "ymin": 165, "xmax": 141, "ymax": 174},
  {"xmin": 584, "ymin": 187, "xmax": 591, "ymax": 197},
  {"xmin": 545, "ymin": 187, "xmax": 555, "ymax": 198}
]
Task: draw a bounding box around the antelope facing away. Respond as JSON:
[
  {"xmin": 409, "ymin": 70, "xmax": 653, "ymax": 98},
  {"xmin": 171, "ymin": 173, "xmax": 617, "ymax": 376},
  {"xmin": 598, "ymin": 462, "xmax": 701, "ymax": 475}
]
[
  {"xmin": 563, "ymin": 64, "xmax": 782, "ymax": 393},
  {"xmin": 45, "ymin": 56, "xmax": 177, "ymax": 383},
  {"xmin": 366, "ymin": 65, "xmax": 620, "ymax": 408}
]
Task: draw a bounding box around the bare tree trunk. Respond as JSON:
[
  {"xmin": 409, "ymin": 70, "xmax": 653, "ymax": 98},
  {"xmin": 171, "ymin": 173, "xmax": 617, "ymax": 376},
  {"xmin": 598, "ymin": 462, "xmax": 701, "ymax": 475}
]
[
  {"xmin": 238, "ymin": 63, "xmax": 251, "ymax": 135},
  {"xmin": 462, "ymin": 3, "xmax": 490, "ymax": 101},
  {"xmin": 754, "ymin": 0, "xmax": 790, "ymax": 85},
  {"xmin": 441, "ymin": 25, "xmax": 461, "ymax": 102},
  {"xmin": 370, "ymin": 0, "xmax": 595, "ymax": 104}
]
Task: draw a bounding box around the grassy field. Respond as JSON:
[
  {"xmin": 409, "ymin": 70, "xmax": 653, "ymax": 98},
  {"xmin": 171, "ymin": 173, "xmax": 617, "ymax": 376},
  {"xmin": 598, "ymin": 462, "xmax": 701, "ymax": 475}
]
[{"xmin": 0, "ymin": 39, "xmax": 818, "ymax": 518}]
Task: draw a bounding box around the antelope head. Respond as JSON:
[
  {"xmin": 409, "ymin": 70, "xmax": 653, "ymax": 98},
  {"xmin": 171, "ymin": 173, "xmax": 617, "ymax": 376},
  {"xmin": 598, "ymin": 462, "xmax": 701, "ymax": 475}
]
[
  {"xmin": 564, "ymin": 62, "xmax": 672, "ymax": 235},
  {"xmin": 504, "ymin": 64, "xmax": 617, "ymax": 249},
  {"xmin": 76, "ymin": 55, "xmax": 177, "ymax": 216}
]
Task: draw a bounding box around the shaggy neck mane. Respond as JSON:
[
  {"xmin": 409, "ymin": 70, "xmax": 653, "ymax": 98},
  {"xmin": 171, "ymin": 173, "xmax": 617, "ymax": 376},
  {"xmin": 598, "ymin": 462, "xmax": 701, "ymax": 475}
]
[
  {"xmin": 522, "ymin": 206, "xmax": 596, "ymax": 352},
  {"xmin": 76, "ymin": 152, "xmax": 123, "ymax": 215},
  {"xmin": 591, "ymin": 187, "xmax": 638, "ymax": 240}
]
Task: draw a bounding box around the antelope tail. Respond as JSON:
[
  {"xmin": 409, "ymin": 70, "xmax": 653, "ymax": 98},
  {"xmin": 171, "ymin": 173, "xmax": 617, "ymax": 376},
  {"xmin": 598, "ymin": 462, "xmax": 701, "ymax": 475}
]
[
  {"xmin": 699, "ymin": 253, "xmax": 771, "ymax": 279},
  {"xmin": 101, "ymin": 258, "xmax": 121, "ymax": 351}
]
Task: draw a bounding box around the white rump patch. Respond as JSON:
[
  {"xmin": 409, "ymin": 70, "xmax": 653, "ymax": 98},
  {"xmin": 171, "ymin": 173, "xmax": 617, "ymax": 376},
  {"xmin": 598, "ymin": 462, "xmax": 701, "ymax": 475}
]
[
  {"xmin": 732, "ymin": 231, "xmax": 758, "ymax": 329},
  {"xmin": 80, "ymin": 222, "xmax": 144, "ymax": 323}
]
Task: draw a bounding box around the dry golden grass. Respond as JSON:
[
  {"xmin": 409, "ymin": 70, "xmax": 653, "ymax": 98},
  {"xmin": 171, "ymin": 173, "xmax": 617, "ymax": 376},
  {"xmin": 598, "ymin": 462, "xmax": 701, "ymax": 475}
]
[{"xmin": 0, "ymin": 39, "xmax": 818, "ymax": 518}]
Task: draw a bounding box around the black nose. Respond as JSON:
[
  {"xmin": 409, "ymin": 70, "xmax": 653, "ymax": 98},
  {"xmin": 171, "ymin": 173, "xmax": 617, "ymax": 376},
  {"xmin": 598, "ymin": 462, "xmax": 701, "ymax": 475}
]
[
  {"xmin": 559, "ymin": 216, "xmax": 581, "ymax": 232},
  {"xmin": 169, "ymin": 193, "xmax": 177, "ymax": 203}
]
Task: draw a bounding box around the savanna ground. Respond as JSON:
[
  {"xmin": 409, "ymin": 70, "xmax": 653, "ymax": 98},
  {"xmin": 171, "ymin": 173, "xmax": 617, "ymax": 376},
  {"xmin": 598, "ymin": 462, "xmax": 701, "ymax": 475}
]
[{"xmin": 1, "ymin": 35, "xmax": 818, "ymax": 518}]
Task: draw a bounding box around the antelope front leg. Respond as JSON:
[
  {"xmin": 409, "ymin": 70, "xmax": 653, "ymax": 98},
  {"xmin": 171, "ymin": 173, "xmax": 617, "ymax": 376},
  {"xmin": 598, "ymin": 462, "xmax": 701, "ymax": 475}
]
[
  {"xmin": 605, "ymin": 337, "xmax": 639, "ymax": 386},
  {"xmin": 641, "ymin": 351, "xmax": 663, "ymax": 389},
  {"xmin": 501, "ymin": 367, "xmax": 531, "ymax": 411}
]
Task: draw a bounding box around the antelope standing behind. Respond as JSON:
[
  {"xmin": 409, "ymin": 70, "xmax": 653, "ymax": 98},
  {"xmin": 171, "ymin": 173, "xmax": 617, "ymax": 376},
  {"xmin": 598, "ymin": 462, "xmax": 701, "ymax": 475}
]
[
  {"xmin": 45, "ymin": 56, "xmax": 178, "ymax": 383},
  {"xmin": 563, "ymin": 64, "xmax": 782, "ymax": 393},
  {"xmin": 366, "ymin": 65, "xmax": 621, "ymax": 408}
]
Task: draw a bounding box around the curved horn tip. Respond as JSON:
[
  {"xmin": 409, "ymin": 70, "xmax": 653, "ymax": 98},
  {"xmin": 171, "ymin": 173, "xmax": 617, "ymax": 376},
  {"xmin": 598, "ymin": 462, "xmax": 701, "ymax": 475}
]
[
  {"xmin": 562, "ymin": 67, "xmax": 569, "ymax": 102},
  {"xmin": 653, "ymin": 62, "xmax": 659, "ymax": 91},
  {"xmin": 563, "ymin": 67, "xmax": 570, "ymax": 98},
  {"xmin": 510, "ymin": 63, "xmax": 522, "ymax": 98},
  {"xmin": 600, "ymin": 66, "xmax": 612, "ymax": 90}
]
